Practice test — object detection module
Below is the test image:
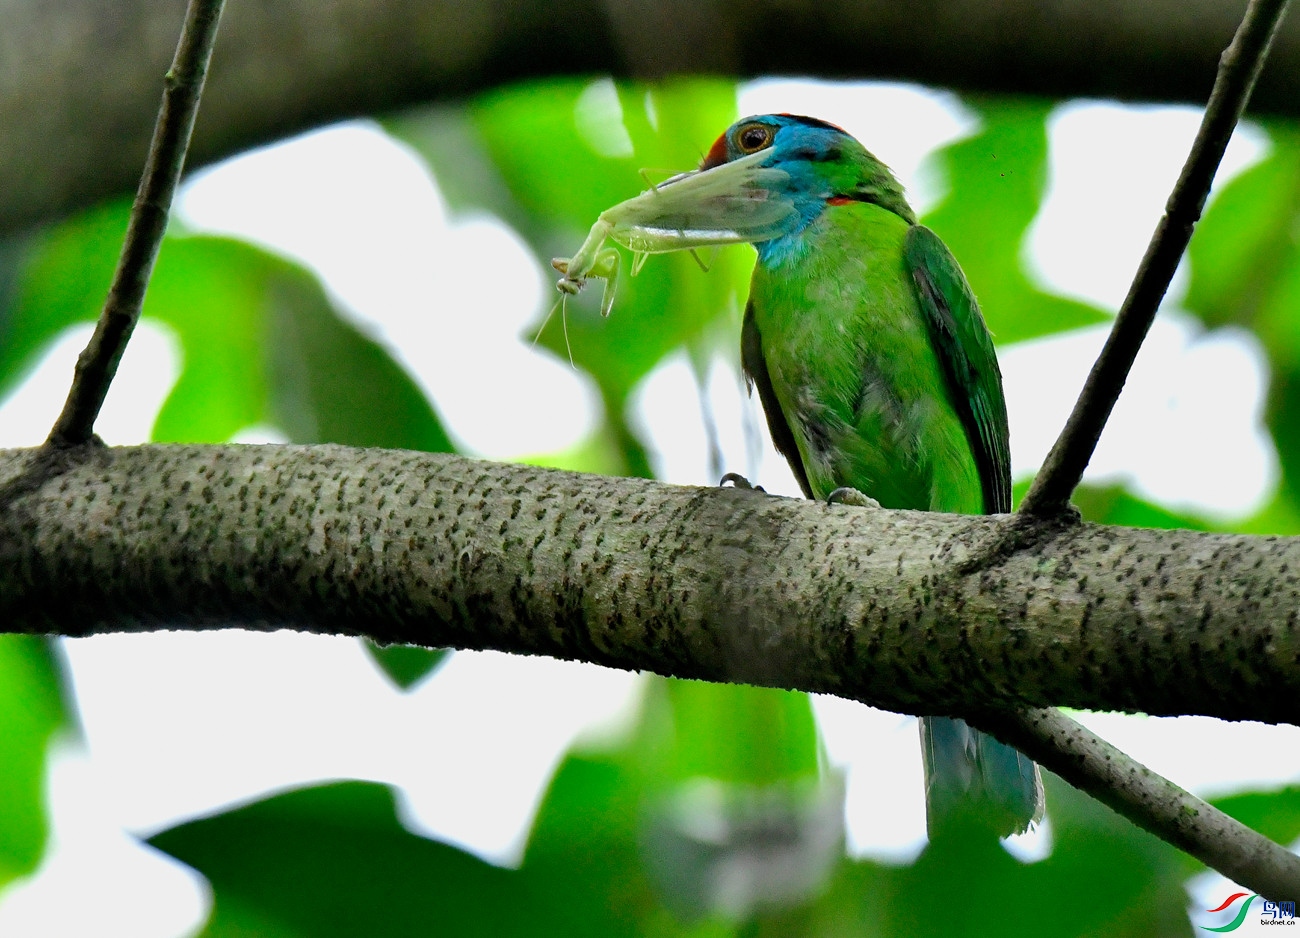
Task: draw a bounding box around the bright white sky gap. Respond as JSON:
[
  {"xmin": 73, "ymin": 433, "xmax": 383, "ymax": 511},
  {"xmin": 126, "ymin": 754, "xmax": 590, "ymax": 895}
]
[{"xmin": 0, "ymin": 81, "xmax": 1294, "ymax": 938}]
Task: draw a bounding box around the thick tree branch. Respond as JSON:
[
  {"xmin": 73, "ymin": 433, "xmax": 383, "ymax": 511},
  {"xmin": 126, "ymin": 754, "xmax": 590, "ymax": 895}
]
[
  {"xmin": 4, "ymin": 0, "xmax": 1300, "ymax": 238},
  {"xmin": 1021, "ymin": 0, "xmax": 1292, "ymax": 517},
  {"xmin": 4, "ymin": 443, "xmax": 1296, "ymax": 720},
  {"xmin": 3, "ymin": 443, "xmax": 1298, "ymax": 895},
  {"xmin": 46, "ymin": 0, "xmax": 226, "ymax": 448}
]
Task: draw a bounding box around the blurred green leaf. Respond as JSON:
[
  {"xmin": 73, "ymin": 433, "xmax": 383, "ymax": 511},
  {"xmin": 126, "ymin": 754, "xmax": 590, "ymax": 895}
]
[
  {"xmin": 395, "ymin": 80, "xmax": 747, "ymax": 478},
  {"xmin": 1184, "ymin": 124, "xmax": 1300, "ymax": 340},
  {"xmin": 1012, "ymin": 480, "xmax": 1218, "ymax": 531},
  {"xmin": 149, "ymin": 674, "xmax": 1228, "ymax": 937},
  {"xmin": 3, "ymin": 206, "xmax": 454, "ymax": 455},
  {"xmin": 521, "ymin": 752, "xmax": 660, "ymax": 937},
  {"xmin": 1264, "ymin": 335, "xmax": 1300, "ymax": 512},
  {"xmin": 0, "ymin": 200, "xmax": 129, "ymax": 402},
  {"xmin": 1184, "ymin": 122, "xmax": 1300, "ymax": 520},
  {"xmin": 151, "ymin": 762, "xmax": 676, "ymax": 938},
  {"xmin": 362, "ymin": 642, "xmax": 449, "ymax": 691},
  {"xmin": 657, "ymin": 680, "xmax": 819, "ymax": 786},
  {"xmin": 498, "ymin": 675, "xmax": 836, "ymax": 930},
  {"xmin": 923, "ymin": 99, "xmax": 1110, "ymax": 345},
  {"xmin": 146, "ymin": 237, "xmax": 270, "ymax": 443},
  {"xmin": 473, "ymin": 78, "xmax": 749, "ymax": 390},
  {"xmin": 153, "ymin": 761, "xmax": 713, "ymax": 938},
  {"xmin": 384, "ymin": 108, "xmax": 523, "ymax": 226},
  {"xmin": 1069, "ymin": 484, "xmax": 1216, "ymax": 531},
  {"xmin": 148, "ymin": 235, "xmax": 453, "ymax": 453},
  {"xmin": 518, "ymin": 430, "xmax": 628, "ymax": 476},
  {"xmin": 1231, "ymin": 489, "xmax": 1300, "ymax": 536},
  {"xmin": 533, "ymin": 692, "xmax": 1201, "ymax": 936},
  {"xmin": 469, "ymin": 80, "xmax": 644, "ymax": 243},
  {"xmin": 1210, "ymin": 786, "xmax": 1300, "ymax": 848},
  {"xmin": 0, "ymin": 637, "xmax": 72, "ymax": 890},
  {"xmin": 634, "ymin": 678, "xmax": 839, "ymax": 924},
  {"xmin": 150, "ymin": 781, "xmax": 534, "ymax": 938},
  {"xmin": 804, "ymin": 774, "xmax": 1193, "ymax": 938}
]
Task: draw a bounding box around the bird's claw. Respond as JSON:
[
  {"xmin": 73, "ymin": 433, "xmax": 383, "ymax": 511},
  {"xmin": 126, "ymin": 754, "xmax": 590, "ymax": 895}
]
[
  {"xmin": 826, "ymin": 486, "xmax": 880, "ymax": 508},
  {"xmin": 720, "ymin": 472, "xmax": 765, "ymax": 493}
]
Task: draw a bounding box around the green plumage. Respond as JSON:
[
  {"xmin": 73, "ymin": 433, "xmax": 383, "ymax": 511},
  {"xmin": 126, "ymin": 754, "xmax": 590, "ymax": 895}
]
[
  {"xmin": 717, "ymin": 114, "xmax": 1043, "ymax": 838},
  {"xmin": 744, "ymin": 203, "xmax": 990, "ymax": 514}
]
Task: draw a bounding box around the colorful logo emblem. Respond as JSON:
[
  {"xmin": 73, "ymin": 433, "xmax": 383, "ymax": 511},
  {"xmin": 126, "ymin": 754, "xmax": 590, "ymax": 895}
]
[
  {"xmin": 1200, "ymin": 893, "xmax": 1296, "ymax": 932},
  {"xmin": 1201, "ymin": 894, "xmax": 1257, "ymax": 933}
]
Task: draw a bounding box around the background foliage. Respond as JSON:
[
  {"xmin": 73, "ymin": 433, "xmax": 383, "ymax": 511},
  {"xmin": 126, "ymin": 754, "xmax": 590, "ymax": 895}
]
[{"xmin": 1, "ymin": 78, "xmax": 1299, "ymax": 934}]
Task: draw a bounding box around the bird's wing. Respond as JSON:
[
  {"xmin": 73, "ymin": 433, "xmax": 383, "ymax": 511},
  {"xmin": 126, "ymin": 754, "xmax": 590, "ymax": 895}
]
[
  {"xmin": 741, "ymin": 301, "xmax": 814, "ymax": 499},
  {"xmin": 905, "ymin": 225, "xmax": 1012, "ymax": 513}
]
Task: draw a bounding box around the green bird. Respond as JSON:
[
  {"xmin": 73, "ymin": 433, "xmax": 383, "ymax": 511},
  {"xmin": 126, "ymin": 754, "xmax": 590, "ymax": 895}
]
[{"xmin": 698, "ymin": 113, "xmax": 1044, "ymax": 838}]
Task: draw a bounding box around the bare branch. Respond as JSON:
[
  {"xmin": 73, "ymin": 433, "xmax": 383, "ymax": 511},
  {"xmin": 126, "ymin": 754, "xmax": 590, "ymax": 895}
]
[
  {"xmin": 1019, "ymin": 0, "xmax": 1293, "ymax": 518},
  {"xmin": 979, "ymin": 708, "xmax": 1300, "ymax": 902},
  {"xmin": 5, "ymin": 444, "xmax": 1297, "ymax": 719},
  {"xmin": 45, "ymin": 0, "xmax": 226, "ymax": 448},
  {"xmin": 0, "ymin": 445, "xmax": 1291, "ymax": 715}
]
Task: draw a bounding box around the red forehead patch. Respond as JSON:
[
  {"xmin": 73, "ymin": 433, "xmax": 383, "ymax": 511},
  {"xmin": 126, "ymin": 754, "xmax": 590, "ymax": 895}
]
[{"xmin": 700, "ymin": 133, "xmax": 730, "ymax": 170}]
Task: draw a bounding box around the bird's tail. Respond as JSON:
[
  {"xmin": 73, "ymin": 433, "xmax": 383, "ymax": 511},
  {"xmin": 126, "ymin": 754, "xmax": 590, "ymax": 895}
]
[{"xmin": 919, "ymin": 716, "xmax": 1044, "ymax": 838}]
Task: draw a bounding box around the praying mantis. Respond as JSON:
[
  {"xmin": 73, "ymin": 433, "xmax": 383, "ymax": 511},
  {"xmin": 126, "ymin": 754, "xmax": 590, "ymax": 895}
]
[
  {"xmin": 550, "ymin": 222, "xmax": 625, "ymax": 320},
  {"xmin": 550, "ymin": 149, "xmax": 798, "ymax": 319}
]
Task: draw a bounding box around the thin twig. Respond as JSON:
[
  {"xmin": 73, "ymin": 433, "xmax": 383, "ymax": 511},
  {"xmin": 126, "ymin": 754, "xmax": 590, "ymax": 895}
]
[
  {"xmin": 45, "ymin": 0, "xmax": 227, "ymax": 449},
  {"xmin": 977, "ymin": 708, "xmax": 1300, "ymax": 900},
  {"xmin": 1005, "ymin": 0, "xmax": 1296, "ymax": 892},
  {"xmin": 1018, "ymin": 0, "xmax": 1292, "ymax": 517}
]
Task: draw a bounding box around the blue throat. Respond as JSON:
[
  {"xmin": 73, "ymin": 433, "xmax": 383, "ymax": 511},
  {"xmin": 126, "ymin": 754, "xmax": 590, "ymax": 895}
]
[
  {"xmin": 753, "ymin": 191, "xmax": 828, "ymax": 268},
  {"xmin": 751, "ymin": 179, "xmax": 830, "ymax": 269},
  {"xmin": 755, "ymin": 228, "xmax": 812, "ymax": 268}
]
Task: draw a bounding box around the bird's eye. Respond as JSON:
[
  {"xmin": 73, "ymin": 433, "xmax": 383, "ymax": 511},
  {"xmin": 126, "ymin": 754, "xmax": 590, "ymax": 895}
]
[{"xmin": 736, "ymin": 124, "xmax": 773, "ymax": 153}]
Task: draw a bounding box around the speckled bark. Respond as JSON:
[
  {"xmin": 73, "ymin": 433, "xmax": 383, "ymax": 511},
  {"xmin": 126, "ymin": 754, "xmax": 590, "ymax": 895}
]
[
  {"xmin": 4, "ymin": 0, "xmax": 1300, "ymax": 237},
  {"xmin": 1, "ymin": 443, "xmax": 1296, "ymax": 726},
  {"xmin": 980, "ymin": 707, "xmax": 1300, "ymax": 901}
]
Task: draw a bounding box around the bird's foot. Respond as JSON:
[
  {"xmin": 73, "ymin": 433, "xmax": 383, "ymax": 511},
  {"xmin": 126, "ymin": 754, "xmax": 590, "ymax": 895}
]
[
  {"xmin": 826, "ymin": 486, "xmax": 880, "ymax": 508},
  {"xmin": 719, "ymin": 472, "xmax": 765, "ymax": 493}
]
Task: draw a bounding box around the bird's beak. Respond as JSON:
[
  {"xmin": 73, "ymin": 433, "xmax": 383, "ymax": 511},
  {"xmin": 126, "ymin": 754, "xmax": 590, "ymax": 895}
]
[{"xmin": 598, "ymin": 149, "xmax": 798, "ymax": 254}]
